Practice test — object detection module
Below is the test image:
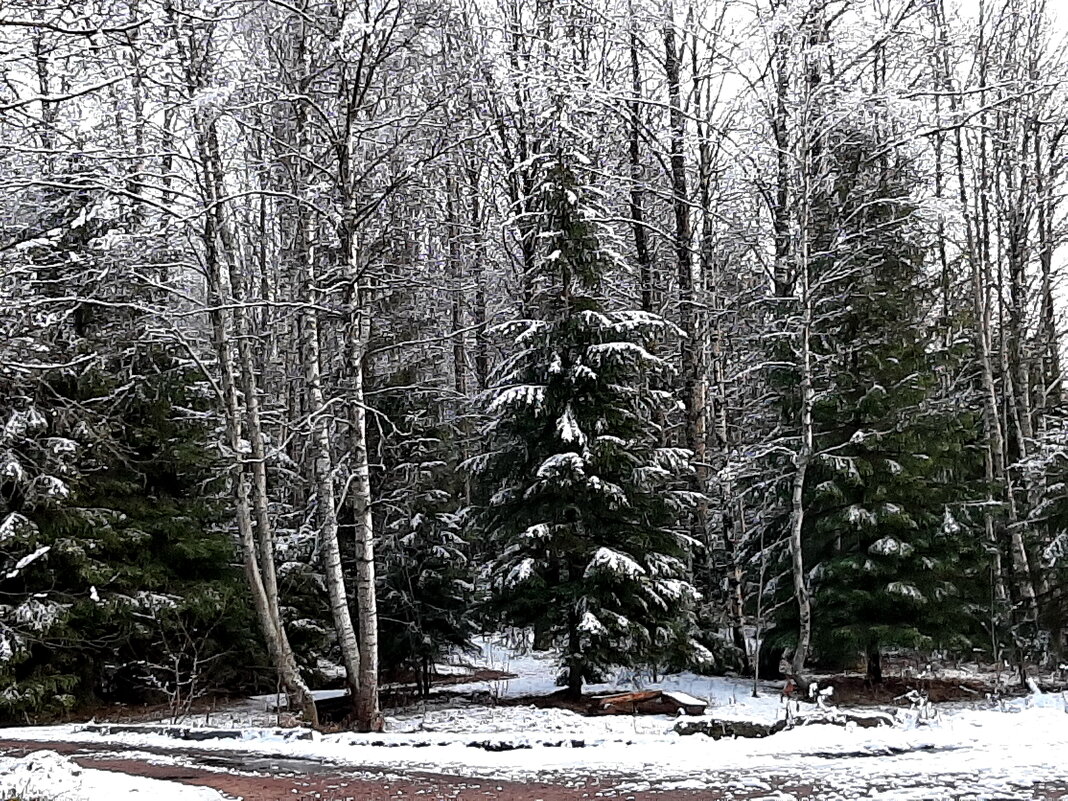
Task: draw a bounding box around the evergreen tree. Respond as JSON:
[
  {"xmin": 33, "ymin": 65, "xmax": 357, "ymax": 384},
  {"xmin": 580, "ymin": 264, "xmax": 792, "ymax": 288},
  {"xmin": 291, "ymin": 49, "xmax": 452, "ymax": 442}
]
[
  {"xmin": 0, "ymin": 173, "xmax": 111, "ymax": 717},
  {"xmin": 0, "ymin": 178, "xmax": 259, "ymax": 718},
  {"xmin": 762, "ymin": 131, "xmax": 986, "ymax": 681},
  {"xmin": 468, "ymin": 143, "xmax": 703, "ymax": 698},
  {"xmin": 0, "ymin": 384, "xmax": 81, "ymax": 716},
  {"xmin": 0, "ymin": 349, "xmax": 261, "ymax": 721},
  {"xmin": 375, "ymin": 377, "xmax": 476, "ymax": 694},
  {"xmin": 1027, "ymin": 417, "xmax": 1068, "ymax": 661}
]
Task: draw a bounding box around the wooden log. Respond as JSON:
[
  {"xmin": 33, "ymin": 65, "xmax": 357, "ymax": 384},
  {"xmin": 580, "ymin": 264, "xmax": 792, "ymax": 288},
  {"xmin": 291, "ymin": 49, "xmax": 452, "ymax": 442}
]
[{"xmin": 591, "ymin": 689, "xmax": 707, "ymax": 716}]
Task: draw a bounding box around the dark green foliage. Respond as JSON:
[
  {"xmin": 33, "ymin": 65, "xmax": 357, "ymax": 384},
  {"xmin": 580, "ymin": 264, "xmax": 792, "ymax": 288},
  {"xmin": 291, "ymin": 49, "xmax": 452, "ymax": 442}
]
[
  {"xmin": 0, "ymin": 159, "xmax": 263, "ymax": 719},
  {"xmin": 468, "ymin": 149, "xmax": 704, "ymax": 696},
  {"xmin": 762, "ymin": 132, "xmax": 987, "ymax": 678},
  {"xmin": 1025, "ymin": 418, "xmax": 1068, "ymax": 660},
  {"xmin": 0, "ymin": 352, "xmax": 260, "ymax": 722},
  {"xmin": 374, "ymin": 382, "xmax": 477, "ymax": 693}
]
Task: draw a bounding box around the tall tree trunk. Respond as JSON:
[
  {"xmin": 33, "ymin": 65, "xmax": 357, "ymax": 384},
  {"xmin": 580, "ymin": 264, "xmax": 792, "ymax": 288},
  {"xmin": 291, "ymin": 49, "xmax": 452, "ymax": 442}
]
[
  {"xmin": 628, "ymin": 4, "xmax": 654, "ymax": 313},
  {"xmin": 975, "ymin": 9, "xmax": 1040, "ymax": 641},
  {"xmin": 663, "ymin": 2, "xmax": 707, "ymax": 537},
  {"xmin": 929, "ymin": 0, "xmax": 1011, "ymax": 628},
  {"xmin": 447, "ymin": 173, "xmax": 468, "ymax": 401},
  {"xmin": 788, "ymin": 300, "xmax": 814, "ymax": 678},
  {"xmin": 203, "ymin": 126, "xmax": 303, "ymax": 692},
  {"xmin": 468, "ymin": 163, "xmax": 491, "ymax": 393},
  {"xmin": 298, "ymin": 224, "xmax": 363, "ymax": 714},
  {"xmin": 194, "ymin": 111, "xmax": 317, "ymax": 726},
  {"xmin": 771, "ymin": 14, "xmax": 791, "ymax": 298},
  {"xmin": 1035, "ymin": 124, "xmax": 1063, "ymax": 407},
  {"xmin": 345, "ymin": 251, "xmax": 383, "ymax": 733},
  {"xmin": 944, "ymin": 52, "xmax": 1034, "ymax": 682},
  {"xmin": 167, "ymin": 3, "xmax": 313, "ymax": 717}
]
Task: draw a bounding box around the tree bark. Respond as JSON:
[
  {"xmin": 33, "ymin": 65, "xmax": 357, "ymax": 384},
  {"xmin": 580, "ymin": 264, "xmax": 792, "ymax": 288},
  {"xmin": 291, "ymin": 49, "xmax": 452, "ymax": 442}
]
[
  {"xmin": 345, "ymin": 255, "xmax": 383, "ymax": 733},
  {"xmin": 788, "ymin": 316, "xmax": 814, "ymax": 678},
  {"xmin": 193, "ymin": 108, "xmax": 317, "ymax": 725},
  {"xmin": 298, "ymin": 224, "xmax": 363, "ymax": 714},
  {"xmin": 663, "ymin": 2, "xmax": 708, "ymax": 542},
  {"xmin": 866, "ymin": 640, "xmax": 882, "ymax": 685},
  {"xmin": 628, "ymin": 4, "xmax": 654, "ymax": 313}
]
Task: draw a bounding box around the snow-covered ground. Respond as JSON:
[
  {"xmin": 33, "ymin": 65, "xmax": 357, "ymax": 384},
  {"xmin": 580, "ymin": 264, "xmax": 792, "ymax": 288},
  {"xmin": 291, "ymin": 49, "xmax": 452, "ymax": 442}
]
[
  {"xmin": 438, "ymin": 634, "xmax": 787, "ymax": 716},
  {"xmin": 243, "ymin": 634, "xmax": 786, "ymax": 725},
  {"xmin": 2, "ymin": 636, "xmax": 1067, "ymax": 800},
  {"xmin": 0, "ymin": 749, "xmax": 226, "ymax": 801},
  {"xmin": 4, "ymin": 698, "xmax": 1068, "ymax": 799}
]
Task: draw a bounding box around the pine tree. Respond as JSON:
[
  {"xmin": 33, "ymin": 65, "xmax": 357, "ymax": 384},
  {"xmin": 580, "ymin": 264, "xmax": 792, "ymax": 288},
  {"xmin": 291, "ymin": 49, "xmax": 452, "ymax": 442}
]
[{"xmin": 468, "ymin": 143, "xmax": 703, "ymax": 698}]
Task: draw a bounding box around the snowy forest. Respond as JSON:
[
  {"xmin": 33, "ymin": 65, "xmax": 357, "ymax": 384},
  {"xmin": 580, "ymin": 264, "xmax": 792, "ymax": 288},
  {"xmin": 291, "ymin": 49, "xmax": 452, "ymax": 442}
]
[{"xmin": 2, "ymin": 0, "xmax": 1068, "ymax": 739}]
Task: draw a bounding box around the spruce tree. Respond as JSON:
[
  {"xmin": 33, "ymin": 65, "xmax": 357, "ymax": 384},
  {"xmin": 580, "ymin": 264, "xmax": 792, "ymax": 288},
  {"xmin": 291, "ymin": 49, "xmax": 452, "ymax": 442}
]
[
  {"xmin": 0, "ymin": 350, "xmax": 260, "ymax": 721},
  {"xmin": 468, "ymin": 143, "xmax": 702, "ymax": 698},
  {"xmin": 375, "ymin": 379, "xmax": 476, "ymax": 694},
  {"xmin": 0, "ymin": 178, "xmax": 259, "ymax": 718},
  {"xmin": 763, "ymin": 131, "xmax": 985, "ymax": 681}
]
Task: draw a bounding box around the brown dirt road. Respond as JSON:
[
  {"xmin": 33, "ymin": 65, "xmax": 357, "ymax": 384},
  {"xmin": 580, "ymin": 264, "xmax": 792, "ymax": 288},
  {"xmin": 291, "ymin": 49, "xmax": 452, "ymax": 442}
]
[
  {"xmin": 0, "ymin": 738, "xmax": 809, "ymax": 800},
  {"xmin": 1, "ymin": 739, "xmax": 1066, "ymax": 801}
]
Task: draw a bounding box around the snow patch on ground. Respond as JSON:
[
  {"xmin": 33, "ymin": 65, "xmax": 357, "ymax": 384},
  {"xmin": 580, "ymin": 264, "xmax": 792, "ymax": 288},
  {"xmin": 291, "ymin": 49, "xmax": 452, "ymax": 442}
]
[
  {"xmin": 442, "ymin": 634, "xmax": 786, "ymax": 721},
  {"xmin": 4, "ymin": 696, "xmax": 1067, "ymax": 799},
  {"xmin": 3, "ymin": 636, "xmax": 1068, "ymax": 799},
  {"xmin": 0, "ymin": 749, "xmax": 226, "ymax": 800}
]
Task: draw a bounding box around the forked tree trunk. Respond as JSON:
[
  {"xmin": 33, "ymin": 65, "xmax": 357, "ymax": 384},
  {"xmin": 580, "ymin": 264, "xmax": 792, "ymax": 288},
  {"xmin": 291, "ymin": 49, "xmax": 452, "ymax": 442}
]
[
  {"xmin": 286, "ymin": 19, "xmax": 365, "ymax": 715},
  {"xmin": 298, "ymin": 230, "xmax": 363, "ymax": 714},
  {"xmin": 207, "ymin": 274, "xmax": 318, "ymax": 726},
  {"xmin": 169, "ymin": 0, "xmax": 319, "ymax": 721},
  {"xmin": 211, "ymin": 158, "xmax": 287, "ymax": 679}
]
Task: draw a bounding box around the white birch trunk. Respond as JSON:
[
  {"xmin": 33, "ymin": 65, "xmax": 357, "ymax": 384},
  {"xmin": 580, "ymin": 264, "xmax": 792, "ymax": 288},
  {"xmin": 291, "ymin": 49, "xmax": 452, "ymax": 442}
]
[
  {"xmin": 196, "ymin": 116, "xmax": 317, "ymax": 724},
  {"xmin": 788, "ymin": 301, "xmax": 814, "ymax": 678},
  {"xmin": 347, "ymin": 272, "xmax": 382, "ymax": 732},
  {"xmin": 299, "ymin": 234, "xmax": 363, "ymax": 711}
]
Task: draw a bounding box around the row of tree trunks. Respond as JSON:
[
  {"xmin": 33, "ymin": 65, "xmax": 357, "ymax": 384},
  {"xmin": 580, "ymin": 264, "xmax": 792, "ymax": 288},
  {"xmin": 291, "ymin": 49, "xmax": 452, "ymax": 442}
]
[{"xmin": 192, "ymin": 107, "xmax": 318, "ymax": 724}]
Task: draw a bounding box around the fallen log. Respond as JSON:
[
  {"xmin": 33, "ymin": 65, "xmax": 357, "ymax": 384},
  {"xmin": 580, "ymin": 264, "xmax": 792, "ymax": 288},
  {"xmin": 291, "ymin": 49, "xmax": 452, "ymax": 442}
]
[{"xmin": 591, "ymin": 689, "xmax": 707, "ymax": 716}]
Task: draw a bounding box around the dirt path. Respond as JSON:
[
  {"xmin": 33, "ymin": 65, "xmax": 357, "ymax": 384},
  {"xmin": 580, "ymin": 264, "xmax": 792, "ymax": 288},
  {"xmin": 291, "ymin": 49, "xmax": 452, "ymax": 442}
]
[
  {"xmin": 2, "ymin": 739, "xmax": 1067, "ymax": 800},
  {"xmin": 0, "ymin": 739, "xmax": 783, "ymax": 800}
]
